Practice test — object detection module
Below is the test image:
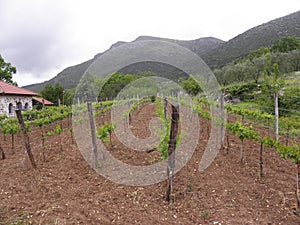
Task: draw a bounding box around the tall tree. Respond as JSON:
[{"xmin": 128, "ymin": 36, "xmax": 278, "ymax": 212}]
[
  {"xmin": 271, "ymin": 36, "xmax": 300, "ymax": 53},
  {"xmin": 0, "ymin": 54, "xmax": 17, "ymax": 85},
  {"xmin": 40, "ymin": 83, "xmax": 65, "ymax": 105},
  {"xmin": 99, "ymin": 72, "xmax": 139, "ymax": 99}
]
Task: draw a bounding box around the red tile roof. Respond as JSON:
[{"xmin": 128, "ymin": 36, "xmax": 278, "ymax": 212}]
[
  {"xmin": 0, "ymin": 81, "xmax": 37, "ymax": 96},
  {"xmin": 32, "ymin": 97, "xmax": 54, "ymax": 105}
]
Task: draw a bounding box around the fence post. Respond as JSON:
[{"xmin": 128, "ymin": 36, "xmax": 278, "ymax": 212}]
[
  {"xmin": 87, "ymin": 102, "xmax": 101, "ymax": 166},
  {"xmin": 15, "ymin": 110, "xmax": 37, "ymax": 169},
  {"xmin": 259, "ymin": 141, "xmax": 264, "ymax": 178},
  {"xmin": 0, "ymin": 144, "xmax": 5, "ymax": 160},
  {"xmin": 166, "ymin": 103, "xmax": 179, "ymax": 202},
  {"xmin": 164, "ymin": 98, "xmax": 167, "ymax": 120}
]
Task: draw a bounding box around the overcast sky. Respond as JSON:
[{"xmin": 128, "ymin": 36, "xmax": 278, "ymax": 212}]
[{"xmin": 0, "ymin": 0, "xmax": 299, "ymax": 87}]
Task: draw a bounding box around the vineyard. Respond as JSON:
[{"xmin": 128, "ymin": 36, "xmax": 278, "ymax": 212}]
[{"xmin": 0, "ymin": 96, "xmax": 300, "ymax": 224}]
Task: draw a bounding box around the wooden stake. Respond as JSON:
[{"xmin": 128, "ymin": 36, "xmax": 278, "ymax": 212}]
[
  {"xmin": 0, "ymin": 144, "xmax": 5, "ymax": 160},
  {"xmin": 240, "ymin": 139, "xmax": 245, "ymax": 164},
  {"xmin": 164, "ymin": 98, "xmax": 167, "ymax": 120},
  {"xmin": 15, "ymin": 110, "xmax": 37, "ymax": 169},
  {"xmin": 260, "ymin": 141, "xmax": 263, "ymax": 177},
  {"xmin": 220, "ymin": 92, "xmax": 225, "ymax": 139},
  {"xmin": 100, "ymin": 101, "xmax": 104, "ymax": 125},
  {"xmin": 274, "ymin": 92, "xmax": 279, "ymax": 141},
  {"xmin": 166, "ymin": 103, "xmax": 179, "ymax": 202},
  {"xmin": 286, "ymin": 127, "xmax": 290, "ymax": 146},
  {"xmin": 87, "ymin": 102, "xmax": 101, "ymax": 165},
  {"xmin": 40, "ymin": 126, "xmax": 46, "ymax": 162},
  {"xmin": 11, "ymin": 134, "xmax": 14, "ymax": 154},
  {"xmin": 190, "ymin": 96, "xmax": 193, "ymax": 118}
]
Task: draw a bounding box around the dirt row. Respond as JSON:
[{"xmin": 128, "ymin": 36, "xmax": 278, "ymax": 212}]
[{"xmin": 0, "ymin": 103, "xmax": 299, "ymax": 224}]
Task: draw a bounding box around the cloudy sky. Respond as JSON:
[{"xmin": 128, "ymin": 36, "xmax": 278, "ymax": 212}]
[{"xmin": 0, "ymin": 0, "xmax": 299, "ymax": 87}]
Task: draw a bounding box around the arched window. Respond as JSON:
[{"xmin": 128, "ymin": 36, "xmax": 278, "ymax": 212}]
[
  {"xmin": 8, "ymin": 103, "xmax": 13, "ymax": 115},
  {"xmin": 16, "ymin": 102, "xmax": 22, "ymax": 110},
  {"xmin": 24, "ymin": 103, "xmax": 29, "ymax": 111}
]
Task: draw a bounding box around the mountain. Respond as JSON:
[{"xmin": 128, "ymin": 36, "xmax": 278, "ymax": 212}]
[
  {"xmin": 203, "ymin": 10, "xmax": 300, "ymax": 68},
  {"xmin": 24, "ymin": 10, "xmax": 300, "ymax": 92},
  {"xmin": 24, "ymin": 36, "xmax": 224, "ymax": 92}
]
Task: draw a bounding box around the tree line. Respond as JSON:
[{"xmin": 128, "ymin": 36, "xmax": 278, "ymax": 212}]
[{"xmin": 214, "ymin": 37, "xmax": 300, "ymax": 85}]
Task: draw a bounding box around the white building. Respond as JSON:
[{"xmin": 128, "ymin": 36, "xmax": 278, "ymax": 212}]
[{"xmin": 0, "ymin": 81, "xmax": 37, "ymax": 117}]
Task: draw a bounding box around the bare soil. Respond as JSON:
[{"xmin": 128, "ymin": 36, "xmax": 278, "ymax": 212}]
[{"xmin": 0, "ymin": 103, "xmax": 300, "ymax": 224}]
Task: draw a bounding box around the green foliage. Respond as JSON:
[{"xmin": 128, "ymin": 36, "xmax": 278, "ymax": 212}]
[
  {"xmin": 154, "ymin": 97, "xmax": 183, "ymax": 160},
  {"xmin": 97, "ymin": 122, "xmax": 116, "ymax": 143},
  {"xmin": 192, "ymin": 104, "xmax": 211, "ymax": 120},
  {"xmin": 39, "ymin": 83, "xmax": 65, "ymax": 106},
  {"xmin": 226, "ymin": 122, "xmax": 259, "ymax": 164},
  {"xmin": 25, "ymin": 121, "xmax": 31, "ymax": 132},
  {"xmin": 122, "ymin": 97, "xmax": 151, "ymax": 119},
  {"xmin": 224, "ymin": 82, "xmax": 260, "ymax": 100},
  {"xmin": 271, "ymin": 36, "xmax": 300, "ymax": 53},
  {"xmin": 226, "ymin": 122, "xmax": 259, "ymax": 141},
  {"xmin": 279, "ymin": 86, "xmax": 300, "ymax": 116},
  {"xmin": 243, "ymin": 47, "xmax": 270, "ymax": 62},
  {"xmin": 23, "ymin": 105, "xmax": 71, "ymax": 122},
  {"xmin": 277, "ymin": 144, "xmax": 300, "ymax": 163},
  {"xmin": 0, "ymin": 106, "xmax": 71, "ymax": 149},
  {"xmin": 225, "ymin": 104, "xmax": 274, "ymax": 124},
  {"xmin": 0, "ymin": 115, "xmax": 7, "ymax": 122},
  {"xmin": 201, "ymin": 210, "xmax": 208, "ymax": 220},
  {"xmin": 180, "ymin": 76, "xmax": 202, "ymax": 96},
  {"xmin": 98, "ymin": 72, "xmax": 140, "ymax": 99},
  {"xmin": 226, "ymin": 103, "xmax": 300, "ymax": 165},
  {"xmin": 155, "ymin": 98, "xmax": 170, "ymax": 159},
  {"xmin": 1, "ymin": 119, "xmax": 20, "ymax": 135},
  {"xmin": 33, "ymin": 118, "xmax": 51, "ymax": 127},
  {"xmin": 262, "ymin": 135, "xmax": 277, "ymax": 148},
  {"xmin": 259, "ymin": 63, "xmax": 285, "ymax": 113},
  {"xmin": 54, "ymin": 125, "xmax": 62, "ymax": 135},
  {"xmin": 215, "ymin": 37, "xmax": 300, "ymax": 86},
  {"xmin": 0, "ymin": 54, "xmax": 17, "ymax": 85},
  {"xmin": 47, "ymin": 131, "xmax": 54, "ymax": 136},
  {"xmin": 64, "ymin": 88, "xmax": 75, "ymax": 105},
  {"xmin": 150, "ymin": 95, "xmax": 156, "ymax": 102}
]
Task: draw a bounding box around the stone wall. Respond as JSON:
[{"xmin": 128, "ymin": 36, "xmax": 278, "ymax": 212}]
[{"xmin": 0, "ymin": 95, "xmax": 33, "ymax": 117}]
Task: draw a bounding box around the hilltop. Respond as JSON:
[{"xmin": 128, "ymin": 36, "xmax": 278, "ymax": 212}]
[{"xmin": 24, "ymin": 10, "xmax": 300, "ymax": 92}]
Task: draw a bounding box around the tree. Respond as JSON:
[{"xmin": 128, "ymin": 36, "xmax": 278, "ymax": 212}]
[
  {"xmin": 290, "ymin": 50, "xmax": 300, "ymax": 71},
  {"xmin": 223, "ymin": 62, "xmax": 245, "ymax": 83},
  {"xmin": 180, "ymin": 76, "xmax": 202, "ymax": 96},
  {"xmin": 40, "ymin": 83, "xmax": 65, "ymax": 106},
  {"xmin": 63, "ymin": 88, "xmax": 75, "ymax": 105},
  {"xmin": 0, "ymin": 54, "xmax": 17, "ymax": 85},
  {"xmin": 214, "ymin": 69, "xmax": 227, "ymax": 86},
  {"xmin": 271, "ymin": 37, "xmax": 300, "ymax": 53},
  {"xmin": 244, "ymin": 47, "xmax": 270, "ymax": 62},
  {"xmin": 271, "ymin": 52, "xmax": 294, "ymax": 75},
  {"xmin": 250, "ymin": 56, "xmax": 266, "ymax": 83},
  {"xmin": 99, "ymin": 72, "xmax": 139, "ymax": 99}
]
